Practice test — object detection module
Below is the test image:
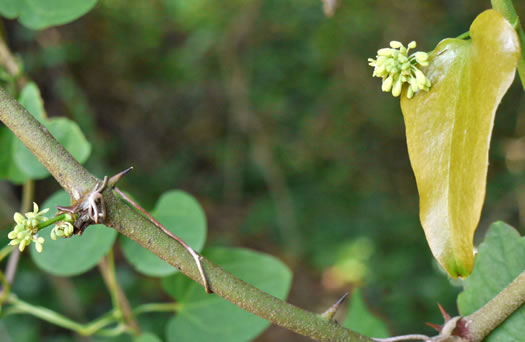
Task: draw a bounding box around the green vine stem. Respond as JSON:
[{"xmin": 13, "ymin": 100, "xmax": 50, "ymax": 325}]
[
  {"xmin": 4, "ymin": 294, "xmax": 118, "ymax": 336},
  {"xmin": 2, "ymin": 294, "xmax": 174, "ymax": 337},
  {"xmin": 464, "ymin": 269, "xmax": 525, "ymax": 341},
  {"xmin": 38, "ymin": 213, "xmax": 70, "ymax": 229},
  {"xmin": 492, "ymin": 0, "xmax": 525, "ymax": 90},
  {"xmin": 98, "ymin": 250, "xmax": 141, "ymax": 335}
]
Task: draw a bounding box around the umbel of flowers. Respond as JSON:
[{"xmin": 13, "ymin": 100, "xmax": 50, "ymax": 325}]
[
  {"xmin": 368, "ymin": 41, "xmax": 431, "ymax": 98},
  {"xmin": 7, "ymin": 202, "xmax": 75, "ymax": 253}
]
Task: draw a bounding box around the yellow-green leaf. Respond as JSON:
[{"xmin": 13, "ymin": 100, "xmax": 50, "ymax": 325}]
[{"xmin": 400, "ymin": 10, "xmax": 520, "ymax": 277}]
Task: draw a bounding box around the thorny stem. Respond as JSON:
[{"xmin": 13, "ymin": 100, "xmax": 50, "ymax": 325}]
[
  {"xmin": 113, "ymin": 186, "xmax": 211, "ymax": 294},
  {"xmin": 0, "ymin": 85, "xmax": 374, "ymax": 341},
  {"xmin": 0, "ymin": 10, "xmax": 524, "ymax": 333},
  {"xmin": 464, "ymin": 269, "xmax": 525, "ymax": 341}
]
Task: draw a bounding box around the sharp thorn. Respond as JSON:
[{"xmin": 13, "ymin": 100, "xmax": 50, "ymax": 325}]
[
  {"xmin": 425, "ymin": 322, "xmax": 442, "ymax": 332},
  {"xmin": 321, "ymin": 292, "xmax": 349, "ymax": 320},
  {"xmin": 437, "ymin": 303, "xmax": 451, "ymax": 322},
  {"xmin": 335, "ymin": 292, "xmax": 349, "ymax": 306},
  {"xmin": 108, "ymin": 166, "xmax": 134, "ymax": 188}
]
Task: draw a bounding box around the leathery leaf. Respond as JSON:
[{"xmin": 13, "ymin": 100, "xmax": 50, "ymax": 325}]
[{"xmin": 400, "ymin": 10, "xmax": 520, "ymax": 277}]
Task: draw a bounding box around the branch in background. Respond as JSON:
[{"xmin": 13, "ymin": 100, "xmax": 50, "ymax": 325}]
[
  {"xmin": 0, "ymin": 35, "xmax": 20, "ymax": 76},
  {"xmin": 219, "ymin": 0, "xmax": 303, "ymax": 256},
  {"xmin": 98, "ymin": 251, "xmax": 140, "ymax": 335}
]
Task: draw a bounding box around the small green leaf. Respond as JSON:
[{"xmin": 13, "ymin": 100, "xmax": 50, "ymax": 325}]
[
  {"xmin": 0, "ymin": 0, "xmax": 98, "ymax": 30},
  {"xmin": 121, "ymin": 190, "xmax": 207, "ymax": 277},
  {"xmin": 400, "ymin": 10, "xmax": 520, "ymax": 277},
  {"xmin": 2, "ymin": 82, "xmax": 90, "ymax": 182},
  {"xmin": 0, "ymin": 0, "xmax": 17, "ymax": 18},
  {"xmin": 0, "ymin": 126, "xmax": 31, "ymax": 184},
  {"xmin": 14, "ymin": 117, "xmax": 91, "ymax": 179},
  {"xmin": 344, "ymin": 289, "xmax": 389, "ymax": 338},
  {"xmin": 457, "ymin": 222, "xmax": 525, "ymax": 341},
  {"xmin": 30, "ymin": 190, "xmax": 117, "ymax": 276},
  {"xmin": 133, "ymin": 333, "xmax": 162, "ymax": 342},
  {"xmin": 18, "ymin": 82, "xmax": 46, "ymax": 123},
  {"xmin": 162, "ymin": 247, "xmax": 292, "ymax": 342},
  {"xmin": 48, "ymin": 118, "xmax": 92, "ymax": 163}
]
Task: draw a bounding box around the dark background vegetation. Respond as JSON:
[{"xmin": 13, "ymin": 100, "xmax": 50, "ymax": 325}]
[{"xmin": 0, "ymin": 0, "xmax": 524, "ymax": 341}]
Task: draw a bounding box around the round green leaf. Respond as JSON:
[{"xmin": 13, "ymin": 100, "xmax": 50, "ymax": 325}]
[
  {"xmin": 400, "ymin": 10, "xmax": 520, "ymax": 277},
  {"xmin": 0, "ymin": 126, "xmax": 31, "ymax": 184},
  {"xmin": 162, "ymin": 247, "xmax": 292, "ymax": 342},
  {"xmin": 0, "ymin": 0, "xmax": 98, "ymax": 30},
  {"xmin": 30, "ymin": 190, "xmax": 117, "ymax": 276},
  {"xmin": 0, "ymin": 0, "xmax": 17, "ymax": 18},
  {"xmin": 457, "ymin": 222, "xmax": 525, "ymax": 341},
  {"xmin": 121, "ymin": 190, "xmax": 207, "ymax": 277},
  {"xmin": 18, "ymin": 83, "xmax": 46, "ymax": 123},
  {"xmin": 14, "ymin": 117, "xmax": 91, "ymax": 179},
  {"xmin": 9, "ymin": 82, "xmax": 91, "ymax": 181}
]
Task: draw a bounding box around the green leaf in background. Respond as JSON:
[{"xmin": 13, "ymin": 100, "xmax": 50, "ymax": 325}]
[
  {"xmin": 12, "ymin": 83, "xmax": 91, "ymax": 180},
  {"xmin": 343, "ymin": 289, "xmax": 389, "ymax": 338},
  {"xmin": 0, "ymin": 127, "xmax": 11, "ymax": 177},
  {"xmin": 0, "ymin": 0, "xmax": 98, "ymax": 30},
  {"xmin": 457, "ymin": 222, "xmax": 525, "ymax": 341},
  {"xmin": 162, "ymin": 247, "xmax": 292, "ymax": 342},
  {"xmin": 0, "ymin": 126, "xmax": 31, "ymax": 184},
  {"xmin": 13, "ymin": 118, "xmax": 91, "ymax": 179},
  {"xmin": 121, "ymin": 190, "xmax": 207, "ymax": 277},
  {"xmin": 0, "ymin": 83, "xmax": 47, "ymax": 183},
  {"xmin": 400, "ymin": 10, "xmax": 520, "ymax": 277},
  {"xmin": 18, "ymin": 82, "xmax": 46, "ymax": 123},
  {"xmin": 133, "ymin": 332, "xmax": 162, "ymax": 342},
  {"xmin": 30, "ymin": 190, "xmax": 117, "ymax": 276}
]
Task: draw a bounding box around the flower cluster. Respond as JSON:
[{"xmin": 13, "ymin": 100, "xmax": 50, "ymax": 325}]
[
  {"xmin": 368, "ymin": 41, "xmax": 431, "ymax": 98},
  {"xmin": 8, "ymin": 202, "xmax": 49, "ymax": 252},
  {"xmin": 51, "ymin": 216, "xmax": 74, "ymax": 240}
]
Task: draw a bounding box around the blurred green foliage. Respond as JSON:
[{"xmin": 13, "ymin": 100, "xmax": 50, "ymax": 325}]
[
  {"xmin": 458, "ymin": 222, "xmax": 525, "ymax": 341},
  {"xmin": 0, "ymin": 0, "xmax": 524, "ymax": 341}
]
